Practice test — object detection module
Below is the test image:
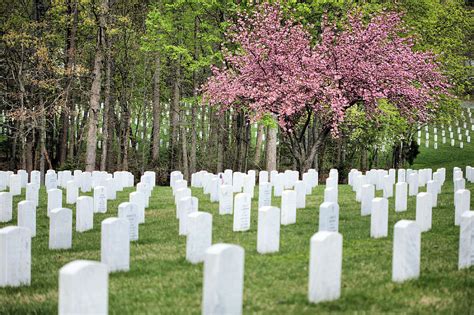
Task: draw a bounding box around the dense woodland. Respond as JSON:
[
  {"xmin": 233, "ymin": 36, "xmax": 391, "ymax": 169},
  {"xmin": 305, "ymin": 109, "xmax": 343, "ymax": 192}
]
[{"xmin": 1, "ymin": 0, "xmax": 472, "ymax": 184}]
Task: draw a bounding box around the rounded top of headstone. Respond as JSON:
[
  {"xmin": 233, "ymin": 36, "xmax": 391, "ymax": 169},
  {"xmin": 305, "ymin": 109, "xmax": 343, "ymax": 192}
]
[
  {"xmin": 311, "ymin": 231, "xmax": 342, "ymax": 242},
  {"xmin": 0, "ymin": 225, "xmax": 31, "ymax": 237},
  {"xmin": 205, "ymin": 243, "xmax": 244, "ymax": 256},
  {"xmin": 60, "ymin": 260, "xmax": 107, "ymax": 275}
]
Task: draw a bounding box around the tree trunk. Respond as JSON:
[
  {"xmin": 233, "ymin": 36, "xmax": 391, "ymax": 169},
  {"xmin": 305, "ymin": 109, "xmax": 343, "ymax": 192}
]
[
  {"xmin": 254, "ymin": 123, "xmax": 264, "ymax": 168},
  {"xmin": 39, "ymin": 96, "xmax": 46, "ymax": 183},
  {"xmin": 216, "ymin": 114, "xmax": 225, "ymax": 173},
  {"xmin": 100, "ymin": 37, "xmax": 112, "ymax": 171},
  {"xmin": 151, "ymin": 52, "xmax": 161, "ymax": 164},
  {"xmin": 190, "ymin": 16, "xmax": 199, "ymax": 175},
  {"xmin": 266, "ymin": 125, "xmax": 277, "ymax": 171},
  {"xmin": 85, "ymin": 0, "xmax": 106, "ymax": 172},
  {"xmin": 181, "ymin": 109, "xmax": 189, "ymax": 180},
  {"xmin": 168, "ymin": 63, "xmax": 180, "ymax": 173}
]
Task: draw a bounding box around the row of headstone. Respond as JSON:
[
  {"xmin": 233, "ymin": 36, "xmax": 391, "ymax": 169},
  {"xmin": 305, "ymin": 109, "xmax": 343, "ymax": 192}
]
[
  {"xmin": 0, "ymin": 169, "xmax": 136, "ymax": 195},
  {"xmin": 0, "ymin": 169, "xmax": 156, "ymax": 292}
]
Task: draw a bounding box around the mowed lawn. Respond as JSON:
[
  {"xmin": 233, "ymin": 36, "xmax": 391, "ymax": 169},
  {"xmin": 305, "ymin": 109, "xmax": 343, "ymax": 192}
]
[{"xmin": 1, "ymin": 141, "xmax": 473, "ymax": 314}]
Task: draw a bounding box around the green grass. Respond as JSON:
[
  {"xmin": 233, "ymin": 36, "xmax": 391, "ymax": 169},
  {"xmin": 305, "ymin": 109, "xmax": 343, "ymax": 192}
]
[{"xmin": 1, "ymin": 138, "xmax": 473, "ymax": 314}]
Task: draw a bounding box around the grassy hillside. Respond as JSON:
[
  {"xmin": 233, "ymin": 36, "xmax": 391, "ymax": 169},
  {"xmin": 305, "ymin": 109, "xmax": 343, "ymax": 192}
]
[{"xmin": 0, "ymin": 138, "xmax": 473, "ymax": 314}]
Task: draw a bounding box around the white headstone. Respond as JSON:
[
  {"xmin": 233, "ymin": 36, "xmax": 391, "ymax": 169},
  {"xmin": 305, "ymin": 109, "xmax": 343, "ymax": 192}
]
[
  {"xmin": 178, "ymin": 196, "xmax": 198, "ymax": 236},
  {"xmin": 118, "ymin": 202, "xmax": 139, "ymax": 241},
  {"xmin": 257, "ymin": 206, "xmax": 280, "ymax": 254},
  {"xmin": 408, "ymin": 173, "xmax": 419, "ymax": 196},
  {"xmin": 47, "ymin": 188, "xmax": 62, "ymax": 216},
  {"xmin": 458, "ymin": 211, "xmax": 474, "ymax": 269},
  {"xmin": 45, "ymin": 172, "xmax": 57, "ymax": 190},
  {"xmin": 233, "ymin": 193, "xmax": 251, "ymax": 232},
  {"xmin": 416, "ymin": 192, "xmax": 432, "ymax": 232},
  {"xmin": 130, "ymin": 191, "xmax": 146, "ymax": 224},
  {"xmin": 259, "ymin": 171, "xmax": 268, "ymax": 185},
  {"xmin": 392, "ymin": 220, "xmax": 421, "ymax": 282},
  {"xmin": 324, "ymin": 187, "xmax": 337, "ymax": 204},
  {"xmin": 308, "ymin": 231, "xmax": 342, "ymax": 304},
  {"xmin": 101, "ymin": 218, "xmax": 130, "ymax": 272},
  {"xmin": 0, "ymin": 226, "xmax": 31, "ymax": 287},
  {"xmin": 395, "ymin": 182, "xmax": 407, "ymax": 212},
  {"xmin": 49, "ymin": 208, "xmax": 72, "ymax": 249},
  {"xmin": 361, "ymin": 184, "xmax": 375, "ymax": 216},
  {"xmin": 295, "ymin": 180, "xmax": 306, "ymax": 209},
  {"xmin": 232, "ymin": 172, "xmax": 244, "ymax": 193},
  {"xmin": 0, "ymin": 192, "xmax": 12, "ymax": 222},
  {"xmin": 258, "ymin": 182, "xmax": 272, "ymax": 209},
  {"xmin": 66, "ymin": 180, "xmax": 78, "ymax": 205},
  {"xmin": 219, "ymin": 185, "xmax": 233, "ymax": 215},
  {"xmin": 202, "ymin": 244, "xmax": 244, "ymax": 315},
  {"xmin": 426, "ymin": 180, "xmax": 438, "ymax": 208},
  {"xmin": 371, "ymin": 198, "xmax": 388, "ymax": 238},
  {"xmin": 9, "ymin": 174, "xmax": 21, "ymax": 196},
  {"xmin": 76, "ymin": 196, "xmax": 94, "ymax": 232},
  {"xmin": 94, "ymin": 186, "xmax": 107, "ymax": 213},
  {"xmin": 455, "ymin": 189, "xmax": 470, "ymax": 226},
  {"xmin": 383, "ymin": 175, "xmax": 393, "ymax": 198},
  {"xmin": 58, "ymin": 260, "xmax": 108, "ymax": 315},
  {"xmin": 281, "ymin": 190, "xmax": 296, "ymax": 225},
  {"xmin": 318, "ymin": 202, "xmax": 339, "ymax": 232},
  {"xmin": 18, "ymin": 200, "xmax": 36, "ymax": 237},
  {"xmin": 397, "ymin": 169, "xmax": 406, "ymax": 183},
  {"xmin": 186, "ymin": 212, "xmax": 212, "ymax": 264},
  {"xmin": 26, "ymin": 183, "xmax": 39, "ymax": 209}
]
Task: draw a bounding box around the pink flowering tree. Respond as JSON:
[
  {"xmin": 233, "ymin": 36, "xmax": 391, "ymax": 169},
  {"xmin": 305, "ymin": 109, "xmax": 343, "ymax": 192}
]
[{"xmin": 203, "ymin": 4, "xmax": 450, "ymax": 172}]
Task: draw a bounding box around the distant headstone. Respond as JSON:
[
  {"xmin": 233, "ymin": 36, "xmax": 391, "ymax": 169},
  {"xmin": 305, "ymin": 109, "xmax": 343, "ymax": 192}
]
[
  {"xmin": 395, "ymin": 182, "xmax": 407, "ymax": 212},
  {"xmin": 416, "ymin": 192, "xmax": 432, "ymax": 232},
  {"xmin": 9, "ymin": 174, "xmax": 21, "ymax": 196},
  {"xmin": 76, "ymin": 196, "xmax": 94, "ymax": 233},
  {"xmin": 66, "ymin": 181, "xmax": 78, "ymax": 205},
  {"xmin": 361, "ymin": 184, "xmax": 375, "ymax": 216},
  {"xmin": 178, "ymin": 196, "xmax": 198, "ymax": 236},
  {"xmin": 408, "ymin": 173, "xmax": 419, "ymax": 196},
  {"xmin": 318, "ymin": 202, "xmax": 339, "ymax": 232},
  {"xmin": 383, "ymin": 175, "xmax": 393, "ymax": 198},
  {"xmin": 259, "ymin": 171, "xmax": 269, "ymax": 185},
  {"xmin": 295, "ymin": 180, "xmax": 306, "ymax": 209},
  {"xmin": 130, "ymin": 191, "xmax": 146, "ymax": 224},
  {"xmin": 233, "ymin": 193, "xmax": 251, "ymax": 232},
  {"xmin": 45, "ymin": 172, "xmax": 57, "ymax": 190},
  {"xmin": 18, "ymin": 200, "xmax": 36, "ymax": 237},
  {"xmin": 219, "ymin": 185, "xmax": 233, "ymax": 215},
  {"xmin": 47, "ymin": 188, "xmax": 62, "ymax": 217},
  {"xmin": 94, "ymin": 186, "xmax": 107, "ymax": 213},
  {"xmin": 281, "ymin": 190, "xmax": 296, "ymax": 225},
  {"xmin": 455, "ymin": 189, "xmax": 470, "ymax": 226},
  {"xmin": 324, "ymin": 187, "xmax": 337, "ymax": 204},
  {"xmin": 26, "ymin": 183, "xmax": 39, "ymax": 209},
  {"xmin": 426, "ymin": 180, "xmax": 438, "ymax": 208},
  {"xmin": 232, "ymin": 172, "xmax": 244, "ymax": 193},
  {"xmin": 258, "ymin": 182, "xmax": 272, "ymax": 209},
  {"xmin": 118, "ymin": 202, "xmax": 139, "ymax": 241}
]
